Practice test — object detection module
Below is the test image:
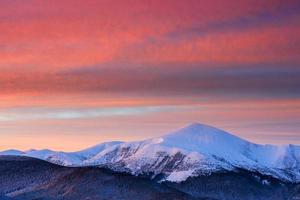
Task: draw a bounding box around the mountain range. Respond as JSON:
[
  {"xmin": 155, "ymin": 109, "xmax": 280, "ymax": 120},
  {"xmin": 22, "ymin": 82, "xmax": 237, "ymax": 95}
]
[
  {"xmin": 1, "ymin": 123, "xmax": 300, "ymax": 200},
  {"xmin": 2, "ymin": 123, "xmax": 300, "ymax": 183}
]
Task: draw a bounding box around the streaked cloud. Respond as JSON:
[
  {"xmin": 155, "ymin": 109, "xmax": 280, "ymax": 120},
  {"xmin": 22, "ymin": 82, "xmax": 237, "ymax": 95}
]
[
  {"xmin": 0, "ymin": 105, "xmax": 189, "ymax": 121},
  {"xmin": 1, "ymin": 64, "xmax": 299, "ymax": 99},
  {"xmin": 0, "ymin": 0, "xmax": 299, "ymax": 150}
]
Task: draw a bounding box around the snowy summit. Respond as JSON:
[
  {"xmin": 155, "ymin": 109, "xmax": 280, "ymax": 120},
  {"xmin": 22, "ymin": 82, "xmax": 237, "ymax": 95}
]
[{"xmin": 1, "ymin": 123, "xmax": 300, "ymax": 183}]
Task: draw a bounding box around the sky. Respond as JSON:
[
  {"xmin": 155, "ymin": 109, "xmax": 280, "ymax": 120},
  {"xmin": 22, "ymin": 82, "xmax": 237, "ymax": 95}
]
[{"xmin": 0, "ymin": 0, "xmax": 300, "ymax": 151}]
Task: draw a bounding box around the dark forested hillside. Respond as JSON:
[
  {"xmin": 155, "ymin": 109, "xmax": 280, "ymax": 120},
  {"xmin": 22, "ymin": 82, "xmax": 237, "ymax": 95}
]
[
  {"xmin": 0, "ymin": 156, "xmax": 195, "ymax": 200},
  {"xmin": 1, "ymin": 155, "xmax": 300, "ymax": 200}
]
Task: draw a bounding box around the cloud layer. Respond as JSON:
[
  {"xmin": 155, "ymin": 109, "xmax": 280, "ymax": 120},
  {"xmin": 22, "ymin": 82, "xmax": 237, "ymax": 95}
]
[{"xmin": 0, "ymin": 0, "xmax": 299, "ymax": 150}]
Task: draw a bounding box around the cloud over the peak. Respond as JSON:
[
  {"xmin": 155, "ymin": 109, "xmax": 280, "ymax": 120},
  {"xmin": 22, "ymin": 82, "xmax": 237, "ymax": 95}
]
[{"xmin": 0, "ymin": 0, "xmax": 300, "ymax": 150}]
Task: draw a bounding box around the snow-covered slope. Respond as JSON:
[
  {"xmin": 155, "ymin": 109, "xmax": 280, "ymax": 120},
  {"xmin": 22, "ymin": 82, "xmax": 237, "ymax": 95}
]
[
  {"xmin": 83, "ymin": 123, "xmax": 300, "ymax": 182},
  {"xmin": 1, "ymin": 123, "xmax": 300, "ymax": 183},
  {"xmin": 0, "ymin": 149, "xmax": 24, "ymax": 156},
  {"xmin": 1, "ymin": 142, "xmax": 122, "ymax": 166}
]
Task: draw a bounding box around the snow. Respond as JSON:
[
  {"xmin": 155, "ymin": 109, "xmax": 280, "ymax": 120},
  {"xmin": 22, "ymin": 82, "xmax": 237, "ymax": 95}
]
[
  {"xmin": 166, "ymin": 169, "xmax": 196, "ymax": 182},
  {"xmin": 75, "ymin": 141, "xmax": 123, "ymax": 158},
  {"xmin": 25, "ymin": 149, "xmax": 55, "ymax": 159},
  {"xmin": 1, "ymin": 123, "xmax": 300, "ymax": 183},
  {"xmin": 160, "ymin": 123, "xmax": 251, "ymax": 163},
  {"xmin": 262, "ymin": 179, "xmax": 271, "ymax": 185},
  {"xmin": 0, "ymin": 149, "xmax": 24, "ymax": 156}
]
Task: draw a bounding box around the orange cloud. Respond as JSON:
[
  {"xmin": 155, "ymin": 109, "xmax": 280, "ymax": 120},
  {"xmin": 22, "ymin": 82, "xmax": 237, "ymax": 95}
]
[
  {"xmin": 122, "ymin": 22, "xmax": 300, "ymax": 64},
  {"xmin": 1, "ymin": 0, "xmax": 299, "ymax": 69},
  {"xmin": 0, "ymin": 0, "xmax": 299, "ymax": 150}
]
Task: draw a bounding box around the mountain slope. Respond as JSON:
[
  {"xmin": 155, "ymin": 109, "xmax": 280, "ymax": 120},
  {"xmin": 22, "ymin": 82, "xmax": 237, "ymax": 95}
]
[
  {"xmin": 1, "ymin": 155, "xmax": 300, "ymax": 200},
  {"xmin": 2, "ymin": 141, "xmax": 122, "ymax": 166},
  {"xmin": 0, "ymin": 150, "xmax": 24, "ymax": 156},
  {"xmin": 1, "ymin": 123, "xmax": 300, "ymax": 183},
  {"xmin": 0, "ymin": 156, "xmax": 195, "ymax": 200},
  {"xmin": 83, "ymin": 123, "xmax": 300, "ymax": 182}
]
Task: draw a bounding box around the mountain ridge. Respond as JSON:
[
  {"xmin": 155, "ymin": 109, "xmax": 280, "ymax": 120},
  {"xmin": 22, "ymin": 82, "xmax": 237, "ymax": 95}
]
[{"xmin": 1, "ymin": 123, "xmax": 300, "ymax": 183}]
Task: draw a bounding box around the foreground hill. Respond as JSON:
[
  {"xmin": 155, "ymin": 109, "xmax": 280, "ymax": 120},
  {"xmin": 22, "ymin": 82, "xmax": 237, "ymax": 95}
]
[
  {"xmin": 1, "ymin": 155, "xmax": 300, "ymax": 200},
  {"xmin": 0, "ymin": 156, "xmax": 194, "ymax": 200}
]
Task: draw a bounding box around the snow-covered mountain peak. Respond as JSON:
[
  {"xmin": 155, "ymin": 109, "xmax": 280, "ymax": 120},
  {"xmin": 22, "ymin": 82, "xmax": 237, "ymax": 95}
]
[
  {"xmin": 163, "ymin": 123, "xmax": 241, "ymax": 140},
  {"xmin": 159, "ymin": 123, "xmax": 249, "ymax": 156},
  {"xmin": 1, "ymin": 123, "xmax": 300, "ymax": 183}
]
